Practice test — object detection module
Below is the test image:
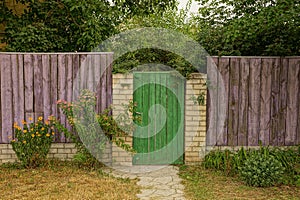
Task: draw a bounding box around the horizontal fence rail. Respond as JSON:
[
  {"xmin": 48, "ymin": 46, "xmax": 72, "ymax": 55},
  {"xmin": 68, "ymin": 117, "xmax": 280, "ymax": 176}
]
[
  {"xmin": 0, "ymin": 53, "xmax": 113, "ymax": 143},
  {"xmin": 207, "ymin": 56, "xmax": 300, "ymax": 147}
]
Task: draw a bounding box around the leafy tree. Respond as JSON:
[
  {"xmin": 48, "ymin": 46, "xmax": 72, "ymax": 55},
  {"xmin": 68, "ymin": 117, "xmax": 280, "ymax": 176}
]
[
  {"xmin": 195, "ymin": 0, "xmax": 300, "ymax": 56},
  {"xmin": 0, "ymin": 0, "xmax": 176, "ymax": 52},
  {"xmin": 113, "ymin": 0, "xmax": 202, "ymax": 77}
]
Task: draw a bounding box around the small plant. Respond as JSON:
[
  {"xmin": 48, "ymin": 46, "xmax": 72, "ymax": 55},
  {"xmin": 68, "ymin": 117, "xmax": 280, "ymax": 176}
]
[
  {"xmin": 11, "ymin": 116, "xmax": 56, "ymax": 168},
  {"xmin": 190, "ymin": 92, "xmax": 206, "ymax": 106},
  {"xmin": 239, "ymin": 153, "xmax": 284, "ymax": 187}
]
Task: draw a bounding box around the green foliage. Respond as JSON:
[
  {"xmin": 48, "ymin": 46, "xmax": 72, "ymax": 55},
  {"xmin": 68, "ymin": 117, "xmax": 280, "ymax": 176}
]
[
  {"xmin": 203, "ymin": 147, "xmax": 248, "ymax": 176},
  {"xmin": 113, "ymin": 1, "xmax": 200, "ymax": 77},
  {"xmin": 195, "ymin": 0, "xmax": 300, "ymax": 56},
  {"xmin": 239, "ymin": 153, "xmax": 284, "ymax": 187},
  {"xmin": 190, "ymin": 92, "xmax": 206, "ymax": 106},
  {"xmin": 72, "ymin": 151, "xmax": 104, "ymax": 170},
  {"xmin": 203, "ymin": 146, "xmax": 300, "ymax": 186},
  {"xmin": 11, "ymin": 116, "xmax": 56, "ymax": 168},
  {"xmin": 57, "ymin": 89, "xmax": 137, "ymax": 165},
  {"xmin": 0, "ymin": 0, "xmax": 176, "ymax": 52}
]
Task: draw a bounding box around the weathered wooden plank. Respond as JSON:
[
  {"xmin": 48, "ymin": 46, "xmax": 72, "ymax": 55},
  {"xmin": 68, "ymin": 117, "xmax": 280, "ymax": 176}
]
[
  {"xmin": 87, "ymin": 55, "xmax": 94, "ymax": 91},
  {"xmin": 50, "ymin": 55, "xmax": 59, "ymax": 142},
  {"xmin": 100, "ymin": 54, "xmax": 107, "ymax": 112},
  {"xmin": 79, "ymin": 55, "xmax": 88, "ymax": 90},
  {"xmin": 106, "ymin": 54, "xmax": 113, "ymax": 109},
  {"xmin": 0, "ymin": 55, "xmax": 13, "ymax": 143},
  {"xmin": 58, "ymin": 54, "xmax": 67, "ymax": 142},
  {"xmin": 259, "ymin": 59, "xmax": 272, "ymax": 145},
  {"xmin": 238, "ymin": 58, "xmax": 250, "ymax": 146},
  {"xmin": 72, "ymin": 54, "xmax": 80, "ymax": 102},
  {"xmin": 248, "ymin": 58, "xmax": 261, "ymax": 146},
  {"xmin": 17, "ymin": 54, "xmax": 25, "ymax": 123},
  {"xmin": 217, "ymin": 57, "xmax": 229, "ymax": 146},
  {"xmin": 206, "ymin": 57, "xmax": 218, "ymax": 146},
  {"xmin": 278, "ymin": 58, "xmax": 288, "ymax": 146},
  {"xmin": 298, "ymin": 59, "xmax": 300, "ymax": 145},
  {"xmin": 285, "ymin": 58, "xmax": 300, "ymax": 145},
  {"xmin": 270, "ymin": 58, "xmax": 281, "ymax": 146},
  {"xmin": 24, "ymin": 54, "xmax": 34, "ymax": 113},
  {"xmin": 65, "ymin": 54, "xmax": 73, "ymax": 141},
  {"xmin": 42, "ymin": 55, "xmax": 51, "ymax": 120},
  {"xmin": 133, "ymin": 73, "xmax": 143, "ymax": 163},
  {"xmin": 94, "ymin": 55, "xmax": 102, "ymax": 113},
  {"xmin": 160, "ymin": 73, "xmax": 167, "ymax": 162},
  {"xmin": 33, "ymin": 54, "xmax": 44, "ymax": 113},
  {"xmin": 149, "ymin": 74, "xmax": 155, "ymax": 162},
  {"xmin": 0, "ymin": 55, "xmax": 2, "ymax": 143},
  {"xmin": 12, "ymin": 54, "xmax": 24, "ymax": 130},
  {"xmin": 228, "ymin": 57, "xmax": 240, "ymax": 146}
]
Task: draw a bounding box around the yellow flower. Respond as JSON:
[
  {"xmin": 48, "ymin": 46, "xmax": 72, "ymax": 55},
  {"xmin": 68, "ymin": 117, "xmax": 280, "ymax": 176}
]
[
  {"xmin": 48, "ymin": 116, "xmax": 54, "ymax": 121},
  {"xmin": 31, "ymin": 134, "xmax": 35, "ymax": 138},
  {"xmin": 41, "ymin": 127, "xmax": 45, "ymax": 131},
  {"xmin": 22, "ymin": 140, "xmax": 26, "ymax": 144},
  {"xmin": 38, "ymin": 116, "xmax": 43, "ymax": 121},
  {"xmin": 36, "ymin": 132, "xmax": 39, "ymax": 135},
  {"xmin": 18, "ymin": 127, "xmax": 21, "ymax": 131},
  {"xmin": 37, "ymin": 134, "xmax": 41, "ymax": 137},
  {"xmin": 21, "ymin": 120, "xmax": 27, "ymax": 125},
  {"xmin": 52, "ymin": 132, "xmax": 55, "ymax": 135},
  {"xmin": 45, "ymin": 120, "xmax": 49, "ymax": 125},
  {"xmin": 46, "ymin": 133, "xmax": 50, "ymax": 137},
  {"xmin": 23, "ymin": 130, "xmax": 27, "ymax": 133},
  {"xmin": 28, "ymin": 117, "xmax": 33, "ymax": 121},
  {"xmin": 30, "ymin": 128, "xmax": 34, "ymax": 131},
  {"xmin": 11, "ymin": 139, "xmax": 16, "ymax": 142}
]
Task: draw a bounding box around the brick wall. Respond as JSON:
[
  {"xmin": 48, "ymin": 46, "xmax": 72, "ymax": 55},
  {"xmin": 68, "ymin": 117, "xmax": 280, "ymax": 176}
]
[
  {"xmin": 111, "ymin": 74, "xmax": 134, "ymax": 166},
  {"xmin": 184, "ymin": 73, "xmax": 207, "ymax": 163},
  {"xmin": 0, "ymin": 143, "xmax": 77, "ymax": 164}
]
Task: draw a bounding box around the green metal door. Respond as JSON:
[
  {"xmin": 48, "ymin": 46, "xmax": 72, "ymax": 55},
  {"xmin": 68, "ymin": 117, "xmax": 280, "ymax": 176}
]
[{"xmin": 133, "ymin": 72, "xmax": 185, "ymax": 165}]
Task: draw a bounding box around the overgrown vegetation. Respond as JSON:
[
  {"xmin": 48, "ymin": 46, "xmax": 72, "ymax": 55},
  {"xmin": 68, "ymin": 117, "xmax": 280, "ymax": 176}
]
[
  {"xmin": 195, "ymin": 0, "xmax": 300, "ymax": 56},
  {"xmin": 57, "ymin": 89, "xmax": 138, "ymax": 168},
  {"xmin": 0, "ymin": 0, "xmax": 176, "ymax": 52},
  {"xmin": 202, "ymin": 146, "xmax": 300, "ymax": 187},
  {"xmin": 240, "ymin": 152, "xmax": 284, "ymax": 187},
  {"xmin": 112, "ymin": 1, "xmax": 201, "ymax": 77}
]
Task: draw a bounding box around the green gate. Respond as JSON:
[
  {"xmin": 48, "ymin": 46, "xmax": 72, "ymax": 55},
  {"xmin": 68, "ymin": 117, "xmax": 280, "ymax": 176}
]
[{"xmin": 133, "ymin": 72, "xmax": 185, "ymax": 165}]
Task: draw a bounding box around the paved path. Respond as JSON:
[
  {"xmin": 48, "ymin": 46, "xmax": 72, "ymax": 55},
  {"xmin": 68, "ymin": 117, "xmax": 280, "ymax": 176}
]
[{"xmin": 104, "ymin": 165, "xmax": 186, "ymax": 200}]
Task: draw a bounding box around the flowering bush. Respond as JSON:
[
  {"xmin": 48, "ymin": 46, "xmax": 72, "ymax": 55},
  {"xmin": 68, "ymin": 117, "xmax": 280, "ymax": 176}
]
[
  {"xmin": 11, "ymin": 116, "xmax": 56, "ymax": 168},
  {"xmin": 57, "ymin": 90, "xmax": 137, "ymax": 165}
]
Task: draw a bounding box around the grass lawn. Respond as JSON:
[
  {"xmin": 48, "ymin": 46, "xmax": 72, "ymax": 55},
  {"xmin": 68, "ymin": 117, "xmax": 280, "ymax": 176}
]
[
  {"xmin": 0, "ymin": 160, "xmax": 140, "ymax": 200},
  {"xmin": 179, "ymin": 165, "xmax": 300, "ymax": 200}
]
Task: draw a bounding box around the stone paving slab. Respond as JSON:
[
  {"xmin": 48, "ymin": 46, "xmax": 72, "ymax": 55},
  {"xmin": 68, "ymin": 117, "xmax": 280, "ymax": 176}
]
[{"xmin": 103, "ymin": 165, "xmax": 185, "ymax": 200}]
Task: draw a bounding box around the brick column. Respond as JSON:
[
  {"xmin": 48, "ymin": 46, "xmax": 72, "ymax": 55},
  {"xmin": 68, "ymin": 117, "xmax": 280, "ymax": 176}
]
[{"xmin": 184, "ymin": 73, "xmax": 207, "ymax": 163}]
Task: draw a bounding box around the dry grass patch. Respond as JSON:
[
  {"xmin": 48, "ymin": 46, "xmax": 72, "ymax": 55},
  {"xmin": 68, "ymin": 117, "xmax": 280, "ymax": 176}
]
[
  {"xmin": 0, "ymin": 161, "xmax": 140, "ymax": 200},
  {"xmin": 179, "ymin": 165, "xmax": 300, "ymax": 200}
]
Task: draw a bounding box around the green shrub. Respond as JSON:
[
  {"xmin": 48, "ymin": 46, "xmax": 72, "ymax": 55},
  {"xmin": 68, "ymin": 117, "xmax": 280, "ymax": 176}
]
[
  {"xmin": 57, "ymin": 89, "xmax": 138, "ymax": 166},
  {"xmin": 203, "ymin": 147, "xmax": 249, "ymax": 176},
  {"xmin": 203, "ymin": 145, "xmax": 300, "ymax": 186},
  {"xmin": 239, "ymin": 153, "xmax": 284, "ymax": 187},
  {"xmin": 11, "ymin": 116, "xmax": 56, "ymax": 168}
]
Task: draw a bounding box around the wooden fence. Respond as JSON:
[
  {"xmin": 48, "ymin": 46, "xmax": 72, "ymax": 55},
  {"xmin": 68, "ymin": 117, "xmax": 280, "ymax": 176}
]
[
  {"xmin": 0, "ymin": 53, "xmax": 113, "ymax": 143},
  {"xmin": 207, "ymin": 56, "xmax": 300, "ymax": 147}
]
